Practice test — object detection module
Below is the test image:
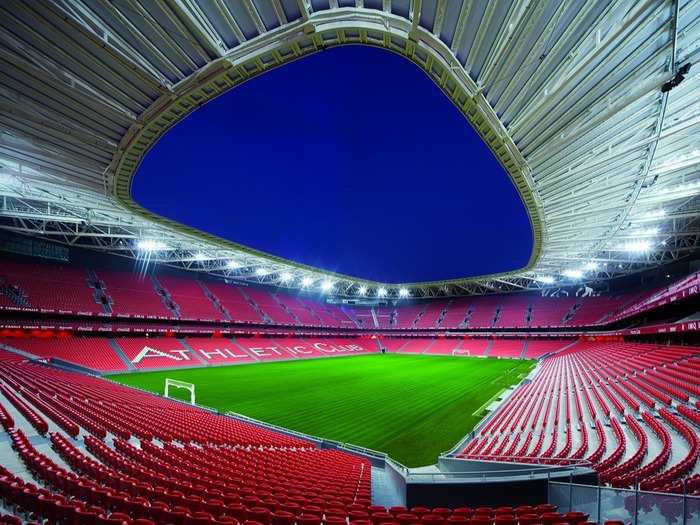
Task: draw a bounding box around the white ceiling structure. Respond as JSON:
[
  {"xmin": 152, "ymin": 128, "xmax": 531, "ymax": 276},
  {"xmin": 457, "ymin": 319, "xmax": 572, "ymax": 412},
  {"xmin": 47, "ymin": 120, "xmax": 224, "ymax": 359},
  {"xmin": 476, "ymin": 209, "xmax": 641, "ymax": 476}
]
[{"xmin": 0, "ymin": 0, "xmax": 699, "ymax": 298}]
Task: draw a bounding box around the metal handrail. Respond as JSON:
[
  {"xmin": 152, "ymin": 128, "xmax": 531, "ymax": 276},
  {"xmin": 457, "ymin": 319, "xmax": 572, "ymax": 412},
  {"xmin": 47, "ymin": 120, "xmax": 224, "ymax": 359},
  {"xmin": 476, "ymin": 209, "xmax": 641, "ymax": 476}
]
[{"xmin": 407, "ymin": 463, "xmax": 590, "ymax": 481}]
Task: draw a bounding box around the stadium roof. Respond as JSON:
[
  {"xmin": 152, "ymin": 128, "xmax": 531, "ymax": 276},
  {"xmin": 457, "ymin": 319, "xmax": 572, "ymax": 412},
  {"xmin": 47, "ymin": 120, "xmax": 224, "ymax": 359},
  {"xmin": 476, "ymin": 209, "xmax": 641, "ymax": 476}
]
[{"xmin": 0, "ymin": 0, "xmax": 699, "ymax": 298}]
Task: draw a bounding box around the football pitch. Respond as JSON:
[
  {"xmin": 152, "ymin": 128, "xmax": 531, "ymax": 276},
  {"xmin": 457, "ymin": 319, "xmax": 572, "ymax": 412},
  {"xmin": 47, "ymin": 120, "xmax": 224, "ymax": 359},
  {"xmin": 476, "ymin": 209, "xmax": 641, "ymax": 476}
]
[{"xmin": 110, "ymin": 354, "xmax": 534, "ymax": 466}]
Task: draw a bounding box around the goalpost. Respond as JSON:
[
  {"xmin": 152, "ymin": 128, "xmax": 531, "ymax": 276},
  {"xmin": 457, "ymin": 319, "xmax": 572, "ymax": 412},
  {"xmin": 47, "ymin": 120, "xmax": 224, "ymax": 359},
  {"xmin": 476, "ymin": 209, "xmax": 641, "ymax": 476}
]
[
  {"xmin": 165, "ymin": 378, "xmax": 196, "ymax": 405},
  {"xmin": 452, "ymin": 349, "xmax": 471, "ymax": 356}
]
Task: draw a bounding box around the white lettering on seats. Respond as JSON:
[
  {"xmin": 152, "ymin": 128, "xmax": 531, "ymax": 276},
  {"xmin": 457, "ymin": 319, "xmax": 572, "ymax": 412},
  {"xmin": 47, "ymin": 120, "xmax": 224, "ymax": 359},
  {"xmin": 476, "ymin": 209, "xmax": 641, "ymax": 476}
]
[
  {"xmin": 198, "ymin": 347, "xmax": 249, "ymax": 360},
  {"xmin": 281, "ymin": 345, "xmax": 312, "ymax": 355},
  {"xmin": 313, "ymin": 342, "xmax": 364, "ymax": 353},
  {"xmin": 132, "ymin": 346, "xmax": 190, "ymax": 363},
  {"xmin": 249, "ymin": 346, "xmax": 284, "ymax": 357}
]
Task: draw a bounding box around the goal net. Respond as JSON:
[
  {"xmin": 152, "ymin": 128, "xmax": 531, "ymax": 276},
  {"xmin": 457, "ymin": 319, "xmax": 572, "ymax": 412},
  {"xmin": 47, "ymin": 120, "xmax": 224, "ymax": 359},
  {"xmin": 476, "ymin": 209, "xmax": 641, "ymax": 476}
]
[{"xmin": 164, "ymin": 378, "xmax": 195, "ymax": 405}]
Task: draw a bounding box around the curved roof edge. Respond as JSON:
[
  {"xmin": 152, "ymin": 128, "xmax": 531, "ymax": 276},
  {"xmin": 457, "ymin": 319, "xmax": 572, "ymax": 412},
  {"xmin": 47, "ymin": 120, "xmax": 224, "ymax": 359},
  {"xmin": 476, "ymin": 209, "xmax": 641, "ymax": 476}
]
[{"xmin": 108, "ymin": 9, "xmax": 544, "ymax": 291}]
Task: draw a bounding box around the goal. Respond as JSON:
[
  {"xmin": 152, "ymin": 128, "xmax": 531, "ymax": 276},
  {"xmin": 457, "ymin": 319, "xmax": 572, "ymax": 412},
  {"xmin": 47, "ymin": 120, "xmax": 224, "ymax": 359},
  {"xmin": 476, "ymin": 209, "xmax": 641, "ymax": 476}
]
[{"xmin": 164, "ymin": 378, "xmax": 195, "ymax": 404}]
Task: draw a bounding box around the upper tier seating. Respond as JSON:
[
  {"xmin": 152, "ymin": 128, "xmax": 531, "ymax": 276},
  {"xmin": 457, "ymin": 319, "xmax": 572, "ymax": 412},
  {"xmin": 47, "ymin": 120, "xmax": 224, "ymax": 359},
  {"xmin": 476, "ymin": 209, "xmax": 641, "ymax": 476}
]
[
  {"xmin": 0, "ymin": 259, "xmax": 99, "ymax": 313},
  {"xmin": 273, "ymin": 294, "xmax": 323, "ymax": 326},
  {"xmin": 242, "ymin": 288, "xmax": 298, "ymax": 325},
  {"xmin": 465, "ymin": 296, "xmax": 501, "ymax": 329},
  {"xmin": 157, "ymin": 275, "xmax": 223, "ymax": 320},
  {"xmin": 439, "ymin": 298, "xmax": 471, "ymax": 329},
  {"xmin": 296, "ymin": 297, "xmax": 356, "ymax": 328},
  {"xmin": 204, "ymin": 282, "xmax": 265, "ymax": 323},
  {"xmin": 97, "ymin": 270, "xmax": 172, "ymax": 318},
  {"xmin": 608, "ymin": 272, "xmax": 700, "ymax": 322},
  {"xmin": 494, "ymin": 296, "xmax": 531, "ymax": 328},
  {"xmin": 342, "ymin": 306, "xmax": 375, "ymax": 328},
  {"xmin": 0, "ymin": 256, "xmax": 693, "ymax": 332},
  {"xmin": 374, "ymin": 307, "xmax": 395, "ymax": 329},
  {"xmin": 567, "ymin": 295, "xmax": 632, "ymax": 326},
  {"xmin": 0, "ymin": 337, "xmax": 126, "ymax": 371},
  {"xmin": 414, "ymin": 301, "xmax": 447, "ymax": 329},
  {"xmin": 459, "ymin": 340, "xmax": 700, "ymax": 493},
  {"xmin": 393, "ymin": 304, "xmax": 425, "ymax": 329},
  {"xmin": 527, "ymin": 296, "xmax": 577, "ymax": 328}
]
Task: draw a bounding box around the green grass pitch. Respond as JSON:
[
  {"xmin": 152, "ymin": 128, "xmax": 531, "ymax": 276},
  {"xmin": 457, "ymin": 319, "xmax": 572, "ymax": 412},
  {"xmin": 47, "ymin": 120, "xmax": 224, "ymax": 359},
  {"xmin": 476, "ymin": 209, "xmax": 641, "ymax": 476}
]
[{"xmin": 110, "ymin": 354, "xmax": 534, "ymax": 467}]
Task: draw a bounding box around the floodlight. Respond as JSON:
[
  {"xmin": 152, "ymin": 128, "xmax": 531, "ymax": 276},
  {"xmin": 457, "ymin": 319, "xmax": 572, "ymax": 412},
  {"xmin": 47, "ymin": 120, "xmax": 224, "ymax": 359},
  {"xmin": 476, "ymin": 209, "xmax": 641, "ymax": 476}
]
[
  {"xmin": 301, "ymin": 276, "xmax": 313, "ymax": 287},
  {"xmin": 584, "ymin": 261, "xmax": 598, "ymax": 271},
  {"xmin": 137, "ymin": 239, "xmax": 166, "ymax": 251},
  {"xmin": 377, "ymin": 288, "xmax": 387, "ymax": 297},
  {"xmin": 358, "ymin": 286, "xmax": 367, "ymax": 295},
  {"xmin": 398, "ymin": 288, "xmax": 409, "ymax": 297},
  {"xmin": 194, "ymin": 252, "xmax": 205, "ymax": 261},
  {"xmin": 226, "ymin": 260, "xmax": 240, "ymax": 269},
  {"xmin": 562, "ymin": 269, "xmax": 583, "ymax": 279},
  {"xmin": 537, "ymin": 275, "xmax": 555, "ymax": 284},
  {"xmin": 255, "ymin": 268, "xmax": 269, "ymax": 276},
  {"xmin": 639, "ymin": 227, "xmax": 659, "ymax": 236},
  {"xmin": 622, "ymin": 240, "xmax": 652, "ymax": 253},
  {"xmin": 320, "ymin": 280, "xmax": 333, "ymax": 292},
  {"xmin": 641, "ymin": 209, "xmax": 666, "ymax": 219},
  {"xmin": 280, "ymin": 272, "xmax": 292, "ymax": 282}
]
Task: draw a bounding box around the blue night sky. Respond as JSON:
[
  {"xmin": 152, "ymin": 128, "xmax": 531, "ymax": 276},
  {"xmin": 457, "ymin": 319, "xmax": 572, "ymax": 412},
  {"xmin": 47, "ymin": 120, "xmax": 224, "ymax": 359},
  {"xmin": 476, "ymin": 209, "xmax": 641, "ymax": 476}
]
[{"xmin": 133, "ymin": 46, "xmax": 532, "ymax": 283}]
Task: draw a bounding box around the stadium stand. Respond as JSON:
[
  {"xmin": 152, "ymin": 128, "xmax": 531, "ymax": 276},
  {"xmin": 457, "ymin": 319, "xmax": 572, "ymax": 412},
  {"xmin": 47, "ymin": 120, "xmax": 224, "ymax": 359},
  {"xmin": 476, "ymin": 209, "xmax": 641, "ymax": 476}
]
[
  {"xmin": 157, "ymin": 275, "xmax": 223, "ymax": 320},
  {"xmin": 374, "ymin": 306, "xmax": 395, "ymax": 329},
  {"xmin": 203, "ymin": 282, "xmax": 265, "ymax": 323},
  {"xmin": 273, "ymin": 295, "xmax": 322, "ymax": 326},
  {"xmin": 439, "ymin": 298, "xmax": 471, "ymax": 329},
  {"xmin": 114, "ymin": 338, "xmax": 196, "ymax": 370},
  {"xmin": 0, "ymin": 347, "xmax": 24, "ymax": 363},
  {"xmin": 342, "ymin": 306, "xmax": 375, "ymax": 329},
  {"xmin": 523, "ymin": 340, "xmax": 575, "ymax": 359},
  {"xmin": 464, "ymin": 296, "xmax": 501, "ymax": 329},
  {"xmin": 393, "ymin": 304, "xmax": 425, "ymax": 329},
  {"xmin": 454, "ymin": 339, "xmax": 491, "ymax": 357},
  {"xmin": 0, "ymin": 359, "xmax": 597, "ymax": 524},
  {"xmin": 0, "ymin": 254, "xmax": 695, "ymax": 335},
  {"xmin": 0, "ymin": 337, "xmax": 126, "ymax": 371},
  {"xmin": 4, "ymin": 2, "xmax": 700, "ymax": 521},
  {"xmin": 97, "ymin": 270, "xmax": 173, "ymax": 318},
  {"xmin": 414, "ymin": 301, "xmax": 447, "ymax": 329},
  {"xmin": 494, "ymin": 295, "xmax": 530, "ymax": 328},
  {"xmin": 242, "ymin": 287, "xmax": 298, "ymax": 325},
  {"xmin": 459, "ymin": 341, "xmax": 700, "ymax": 493},
  {"xmin": 396, "ymin": 338, "xmax": 434, "ymax": 354},
  {"xmin": 488, "ymin": 340, "xmax": 525, "ymax": 359},
  {"xmin": 297, "ymin": 298, "xmax": 356, "ymax": 328},
  {"xmin": 423, "ymin": 338, "xmax": 461, "ymax": 355},
  {"xmin": 184, "ymin": 337, "xmax": 256, "ymax": 365},
  {"xmin": 527, "ymin": 296, "xmax": 578, "ymax": 328},
  {"xmin": 0, "ymin": 259, "xmax": 100, "ymax": 314}
]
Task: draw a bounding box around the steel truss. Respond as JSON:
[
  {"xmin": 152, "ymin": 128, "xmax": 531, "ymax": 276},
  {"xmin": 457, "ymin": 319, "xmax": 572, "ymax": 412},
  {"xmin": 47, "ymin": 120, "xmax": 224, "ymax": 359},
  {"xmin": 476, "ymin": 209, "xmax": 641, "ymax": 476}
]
[{"xmin": 0, "ymin": 0, "xmax": 699, "ymax": 299}]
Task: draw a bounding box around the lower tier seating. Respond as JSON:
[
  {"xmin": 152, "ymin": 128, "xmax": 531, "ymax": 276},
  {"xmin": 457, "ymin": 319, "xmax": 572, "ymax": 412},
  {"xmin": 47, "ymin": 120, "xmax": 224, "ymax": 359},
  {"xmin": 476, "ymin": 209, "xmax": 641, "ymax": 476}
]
[
  {"xmin": 0, "ymin": 337, "xmax": 125, "ymax": 371},
  {"xmin": 0, "ymin": 337, "xmax": 380, "ymax": 372},
  {"xmin": 459, "ymin": 341, "xmax": 700, "ymax": 494},
  {"xmin": 0, "ymin": 360, "xmax": 601, "ymax": 525}
]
